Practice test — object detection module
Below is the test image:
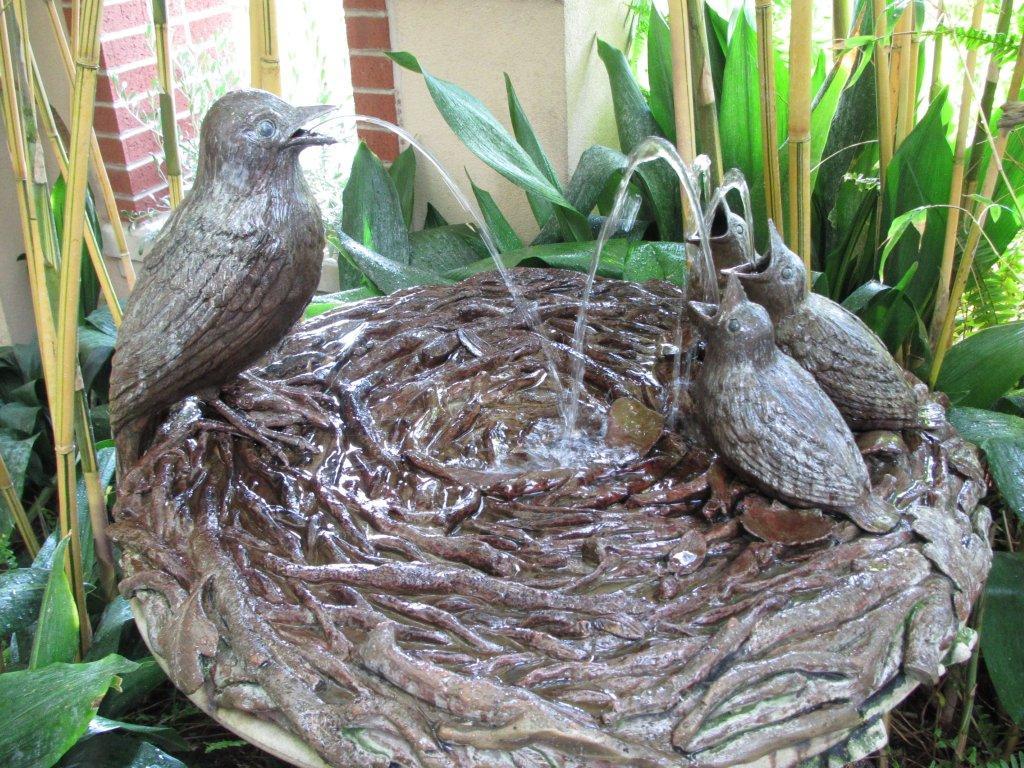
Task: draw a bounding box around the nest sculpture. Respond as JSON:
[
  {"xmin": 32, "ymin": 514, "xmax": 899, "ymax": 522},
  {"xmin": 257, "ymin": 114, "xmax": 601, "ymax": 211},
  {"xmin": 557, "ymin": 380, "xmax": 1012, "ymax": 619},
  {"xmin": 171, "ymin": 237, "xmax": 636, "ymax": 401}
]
[{"xmin": 111, "ymin": 268, "xmax": 992, "ymax": 768}]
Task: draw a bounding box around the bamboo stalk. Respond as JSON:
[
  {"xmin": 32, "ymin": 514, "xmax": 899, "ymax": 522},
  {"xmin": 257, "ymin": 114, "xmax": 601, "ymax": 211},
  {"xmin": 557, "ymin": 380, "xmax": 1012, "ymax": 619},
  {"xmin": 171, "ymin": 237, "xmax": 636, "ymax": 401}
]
[
  {"xmin": 787, "ymin": 0, "xmax": 813, "ymax": 271},
  {"xmin": 963, "ymin": 0, "xmax": 1014, "ymax": 201},
  {"xmin": 755, "ymin": 0, "xmax": 784, "ymax": 233},
  {"xmin": 686, "ymin": 0, "xmax": 722, "ymax": 184},
  {"xmin": 44, "ymin": 0, "xmax": 137, "ymax": 292},
  {"xmin": 891, "ymin": 5, "xmax": 915, "ymax": 147},
  {"xmin": 930, "ymin": 38, "xmax": 1024, "ymax": 385},
  {"xmin": 0, "ymin": 452, "xmax": 40, "ymax": 558},
  {"xmin": 928, "ymin": 30, "xmax": 944, "ymax": 103},
  {"xmin": 927, "ymin": 0, "xmax": 986, "ymax": 348},
  {"xmin": 74, "ymin": 387, "xmax": 116, "ymax": 599},
  {"xmin": 29, "ymin": 54, "xmax": 123, "ymax": 326},
  {"xmin": 871, "ymin": 0, "xmax": 894, "ymax": 187},
  {"xmin": 249, "ymin": 0, "xmax": 281, "ymax": 95},
  {"xmin": 151, "ymin": 0, "xmax": 183, "ymax": 207},
  {"xmin": 832, "ymin": 0, "xmax": 850, "ymax": 61},
  {"xmin": 54, "ymin": 0, "xmax": 105, "ymax": 653}
]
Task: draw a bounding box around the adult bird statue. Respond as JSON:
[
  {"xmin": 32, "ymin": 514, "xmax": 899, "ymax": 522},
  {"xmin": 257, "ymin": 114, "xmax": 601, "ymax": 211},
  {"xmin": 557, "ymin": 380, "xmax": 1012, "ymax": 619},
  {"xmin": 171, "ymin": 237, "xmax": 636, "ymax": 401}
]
[
  {"xmin": 109, "ymin": 89, "xmax": 335, "ymax": 472},
  {"xmin": 689, "ymin": 275, "xmax": 899, "ymax": 533},
  {"xmin": 726, "ymin": 222, "xmax": 942, "ymax": 431}
]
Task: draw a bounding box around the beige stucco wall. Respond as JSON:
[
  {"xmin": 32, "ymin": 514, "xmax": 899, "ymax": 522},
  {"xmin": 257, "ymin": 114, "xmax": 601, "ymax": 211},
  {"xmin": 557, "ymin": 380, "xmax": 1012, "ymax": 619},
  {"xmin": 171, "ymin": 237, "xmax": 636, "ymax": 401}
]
[{"xmin": 391, "ymin": 0, "xmax": 626, "ymax": 237}]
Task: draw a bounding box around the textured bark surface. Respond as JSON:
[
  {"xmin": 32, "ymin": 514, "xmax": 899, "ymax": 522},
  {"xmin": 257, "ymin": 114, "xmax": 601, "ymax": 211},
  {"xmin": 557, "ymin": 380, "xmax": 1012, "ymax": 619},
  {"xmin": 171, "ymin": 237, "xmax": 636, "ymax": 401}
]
[{"xmin": 111, "ymin": 269, "xmax": 991, "ymax": 768}]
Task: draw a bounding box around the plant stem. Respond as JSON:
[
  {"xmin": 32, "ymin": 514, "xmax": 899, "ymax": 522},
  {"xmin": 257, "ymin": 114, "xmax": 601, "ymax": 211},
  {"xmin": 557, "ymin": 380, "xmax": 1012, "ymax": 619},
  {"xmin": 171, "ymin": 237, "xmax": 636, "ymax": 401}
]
[
  {"xmin": 249, "ymin": 0, "xmax": 281, "ymax": 95},
  {"xmin": 928, "ymin": 27, "xmax": 944, "ymax": 103},
  {"xmin": 74, "ymin": 389, "xmax": 116, "ymax": 599},
  {"xmin": 54, "ymin": 0, "xmax": 104, "ymax": 655},
  {"xmin": 954, "ymin": 603, "xmax": 984, "ymax": 760},
  {"xmin": 151, "ymin": 0, "xmax": 183, "ymax": 207},
  {"xmin": 755, "ymin": 0, "xmax": 784, "ymax": 233},
  {"xmin": 686, "ymin": 0, "xmax": 722, "ymax": 183},
  {"xmin": 871, "ymin": 0, "xmax": 894, "ymax": 188},
  {"xmin": 832, "ymin": 0, "xmax": 850, "ymax": 61},
  {"xmin": 927, "ymin": 0, "xmax": 986, "ymax": 351},
  {"xmin": 44, "ymin": 0, "xmax": 137, "ymax": 292},
  {"xmin": 0, "ymin": 452, "xmax": 39, "ymax": 557},
  {"xmin": 891, "ymin": 5, "xmax": 916, "ymax": 147},
  {"xmin": 788, "ymin": 0, "xmax": 813, "ymax": 271},
  {"xmin": 929, "ymin": 36, "xmax": 1024, "ymax": 385}
]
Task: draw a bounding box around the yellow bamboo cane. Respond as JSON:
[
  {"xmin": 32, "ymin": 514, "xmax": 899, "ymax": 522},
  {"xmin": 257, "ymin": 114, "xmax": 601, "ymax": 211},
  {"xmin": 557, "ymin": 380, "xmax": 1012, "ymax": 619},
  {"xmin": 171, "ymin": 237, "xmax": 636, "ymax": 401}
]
[
  {"xmin": 54, "ymin": 0, "xmax": 105, "ymax": 653},
  {"xmin": 928, "ymin": 31, "xmax": 944, "ymax": 103},
  {"xmin": 871, "ymin": 0, "xmax": 894, "ymax": 187},
  {"xmin": 787, "ymin": 0, "xmax": 813, "ymax": 271},
  {"xmin": 151, "ymin": 0, "xmax": 183, "ymax": 207},
  {"xmin": 890, "ymin": 5, "xmax": 914, "ymax": 147},
  {"xmin": 0, "ymin": 452, "xmax": 40, "ymax": 558},
  {"xmin": 44, "ymin": 0, "xmax": 137, "ymax": 291},
  {"xmin": 686, "ymin": 0, "xmax": 722, "ymax": 183},
  {"xmin": 930, "ymin": 40, "xmax": 1024, "ymax": 385},
  {"xmin": 250, "ymin": 0, "xmax": 281, "ymax": 95},
  {"xmin": 928, "ymin": 0, "xmax": 985, "ymax": 348},
  {"xmin": 832, "ymin": 0, "xmax": 850, "ymax": 61},
  {"xmin": 755, "ymin": 0, "xmax": 784, "ymax": 234}
]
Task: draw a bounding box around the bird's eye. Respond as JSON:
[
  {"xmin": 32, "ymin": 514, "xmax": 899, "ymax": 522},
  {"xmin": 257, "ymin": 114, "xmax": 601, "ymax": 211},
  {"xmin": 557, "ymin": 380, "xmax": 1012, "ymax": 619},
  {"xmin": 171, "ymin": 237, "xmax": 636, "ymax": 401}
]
[
  {"xmin": 727, "ymin": 318, "xmax": 741, "ymax": 333},
  {"xmin": 256, "ymin": 119, "xmax": 276, "ymax": 138},
  {"xmin": 780, "ymin": 266, "xmax": 794, "ymax": 280}
]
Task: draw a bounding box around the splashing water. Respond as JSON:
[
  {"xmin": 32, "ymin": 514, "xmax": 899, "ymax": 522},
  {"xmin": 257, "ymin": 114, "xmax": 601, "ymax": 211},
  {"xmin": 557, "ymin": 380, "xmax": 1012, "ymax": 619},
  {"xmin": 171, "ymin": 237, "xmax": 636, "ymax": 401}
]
[
  {"xmin": 561, "ymin": 137, "xmax": 719, "ymax": 440},
  {"xmin": 705, "ymin": 167, "xmax": 757, "ymax": 263},
  {"xmin": 304, "ymin": 110, "xmax": 569, "ymax": 417}
]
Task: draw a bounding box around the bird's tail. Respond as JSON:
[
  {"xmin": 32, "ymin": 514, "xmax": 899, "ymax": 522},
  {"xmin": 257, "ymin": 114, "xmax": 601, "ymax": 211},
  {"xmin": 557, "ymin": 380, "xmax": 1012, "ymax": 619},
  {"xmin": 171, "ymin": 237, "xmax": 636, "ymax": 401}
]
[{"xmin": 842, "ymin": 493, "xmax": 901, "ymax": 533}]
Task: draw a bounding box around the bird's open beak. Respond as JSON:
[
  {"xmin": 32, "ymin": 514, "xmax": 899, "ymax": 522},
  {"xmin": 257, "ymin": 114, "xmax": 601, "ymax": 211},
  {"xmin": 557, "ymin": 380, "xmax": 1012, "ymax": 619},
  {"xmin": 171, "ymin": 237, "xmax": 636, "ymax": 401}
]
[
  {"xmin": 687, "ymin": 300, "xmax": 718, "ymax": 329},
  {"xmin": 722, "ymin": 251, "xmax": 771, "ymax": 284},
  {"xmin": 685, "ymin": 199, "xmax": 730, "ymax": 244},
  {"xmin": 286, "ymin": 104, "xmax": 337, "ymax": 148}
]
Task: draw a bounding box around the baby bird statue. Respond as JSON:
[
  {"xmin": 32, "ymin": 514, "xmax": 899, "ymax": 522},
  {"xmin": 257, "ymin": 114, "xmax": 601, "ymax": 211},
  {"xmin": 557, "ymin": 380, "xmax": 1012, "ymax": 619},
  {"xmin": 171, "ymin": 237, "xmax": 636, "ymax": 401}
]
[
  {"xmin": 689, "ymin": 275, "xmax": 899, "ymax": 533},
  {"xmin": 686, "ymin": 198, "xmax": 749, "ymax": 287},
  {"xmin": 727, "ymin": 221, "xmax": 942, "ymax": 431},
  {"xmin": 110, "ymin": 89, "xmax": 335, "ymax": 471}
]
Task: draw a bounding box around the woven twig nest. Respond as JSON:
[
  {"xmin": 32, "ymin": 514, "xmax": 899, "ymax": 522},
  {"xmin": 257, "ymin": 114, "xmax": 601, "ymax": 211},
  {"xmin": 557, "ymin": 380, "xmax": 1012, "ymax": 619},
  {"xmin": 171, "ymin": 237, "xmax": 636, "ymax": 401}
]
[{"xmin": 111, "ymin": 269, "xmax": 991, "ymax": 768}]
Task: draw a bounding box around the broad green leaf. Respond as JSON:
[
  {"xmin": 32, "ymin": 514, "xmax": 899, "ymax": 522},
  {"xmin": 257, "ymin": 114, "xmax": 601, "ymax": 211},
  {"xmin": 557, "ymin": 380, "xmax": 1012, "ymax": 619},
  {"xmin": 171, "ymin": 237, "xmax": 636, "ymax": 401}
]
[
  {"xmin": 78, "ymin": 308, "xmax": 116, "ymax": 396},
  {"xmin": 58, "ymin": 732, "xmax": 186, "ymax": 768},
  {"xmin": 596, "ymin": 38, "xmax": 680, "ymax": 241},
  {"xmin": 622, "ymin": 242, "xmax": 687, "ymax": 286},
  {"xmin": 99, "ymin": 657, "xmax": 167, "ymax": 718},
  {"xmin": 505, "ymin": 74, "xmax": 558, "ymax": 228},
  {"xmin": 0, "ymin": 402, "xmax": 41, "ymax": 436},
  {"xmin": 388, "ymin": 52, "xmax": 571, "ymax": 209},
  {"xmin": 341, "ymin": 142, "xmax": 411, "ymax": 265},
  {"xmin": 410, "ymin": 225, "xmax": 488, "ymax": 272},
  {"xmin": 87, "ymin": 716, "xmax": 189, "ymax": 753},
  {"xmin": 446, "ymin": 240, "xmax": 627, "ymax": 281},
  {"xmin": 331, "ymin": 232, "xmax": 449, "ymax": 294},
  {"xmin": 0, "ymin": 654, "xmax": 138, "ymax": 768},
  {"xmin": 982, "ymin": 552, "xmax": 1024, "ymax": 725},
  {"xmin": 936, "ymin": 321, "xmax": 1024, "ymax": 408},
  {"xmin": 388, "ymin": 146, "xmax": 417, "ymax": 229},
  {"xmin": 30, "ymin": 536, "xmax": 79, "ymax": 669},
  {"xmin": 533, "ymin": 145, "xmax": 629, "ymax": 245},
  {"xmin": 647, "ymin": 7, "xmax": 675, "ymax": 142},
  {"xmin": 0, "ymin": 429, "xmax": 37, "ymax": 498},
  {"xmin": 304, "ymin": 287, "xmax": 379, "ymax": 318},
  {"xmin": 810, "ymin": 56, "xmax": 849, "ymax": 186},
  {"xmin": 470, "ymin": 181, "xmax": 523, "ymax": 254},
  {"xmin": 86, "ymin": 597, "xmax": 134, "ymax": 661},
  {"xmin": 983, "ymin": 438, "xmax": 1024, "ymax": 520},
  {"xmin": 718, "ymin": 6, "xmax": 766, "ymax": 248},
  {"xmin": 841, "ymin": 280, "xmax": 889, "ymax": 313},
  {"xmin": 0, "ymin": 566, "xmax": 49, "ymax": 636},
  {"xmin": 423, "ymin": 203, "xmax": 449, "ymax": 229},
  {"xmin": 948, "ymin": 406, "xmax": 1024, "ymax": 444}
]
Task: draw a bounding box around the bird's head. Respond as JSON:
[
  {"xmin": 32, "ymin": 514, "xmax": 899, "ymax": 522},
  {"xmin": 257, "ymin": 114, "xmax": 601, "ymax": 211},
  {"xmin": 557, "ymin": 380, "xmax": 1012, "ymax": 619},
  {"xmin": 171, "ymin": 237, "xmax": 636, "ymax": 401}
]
[
  {"xmin": 686, "ymin": 198, "xmax": 749, "ymax": 275},
  {"xmin": 688, "ymin": 273, "xmax": 776, "ymax": 365},
  {"xmin": 195, "ymin": 89, "xmax": 335, "ymax": 190},
  {"xmin": 723, "ymin": 220, "xmax": 806, "ymax": 323}
]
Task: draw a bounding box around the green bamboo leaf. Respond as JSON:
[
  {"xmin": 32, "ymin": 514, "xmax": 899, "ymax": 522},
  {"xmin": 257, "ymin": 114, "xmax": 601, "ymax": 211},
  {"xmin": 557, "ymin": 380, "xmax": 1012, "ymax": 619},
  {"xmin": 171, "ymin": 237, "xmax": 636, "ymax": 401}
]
[
  {"xmin": 597, "ymin": 38, "xmax": 680, "ymax": 241},
  {"xmin": 86, "ymin": 716, "xmax": 189, "ymax": 753},
  {"xmin": 533, "ymin": 145, "xmax": 629, "ymax": 245},
  {"xmin": 388, "ymin": 145, "xmax": 417, "ymax": 229},
  {"xmin": 388, "ymin": 52, "xmax": 571, "ymax": 209},
  {"xmin": 948, "ymin": 406, "xmax": 1024, "ymax": 443},
  {"xmin": 470, "ymin": 180, "xmax": 523, "ymax": 254},
  {"xmin": 983, "ymin": 438, "xmax": 1024, "ymax": 520},
  {"xmin": 0, "ymin": 429, "xmax": 37, "ymax": 498},
  {"xmin": 622, "ymin": 241, "xmax": 687, "ymax": 286},
  {"xmin": 30, "ymin": 535, "xmax": 79, "ymax": 669},
  {"xmin": 936, "ymin": 321, "xmax": 1024, "ymax": 408},
  {"xmin": 982, "ymin": 552, "xmax": 1024, "ymax": 725},
  {"xmin": 330, "ymin": 232, "xmax": 449, "ymax": 294},
  {"xmin": 647, "ymin": 6, "xmax": 676, "ymax": 142},
  {"xmin": 0, "ymin": 654, "xmax": 138, "ymax": 768},
  {"xmin": 704, "ymin": 3, "xmax": 728, "ymax": 99},
  {"xmin": 341, "ymin": 142, "xmax": 411, "ymax": 265},
  {"xmin": 504, "ymin": 74, "xmax": 557, "ymax": 228},
  {"xmin": 0, "ymin": 566, "xmax": 49, "ymax": 636},
  {"xmin": 410, "ymin": 225, "xmax": 488, "ymax": 272}
]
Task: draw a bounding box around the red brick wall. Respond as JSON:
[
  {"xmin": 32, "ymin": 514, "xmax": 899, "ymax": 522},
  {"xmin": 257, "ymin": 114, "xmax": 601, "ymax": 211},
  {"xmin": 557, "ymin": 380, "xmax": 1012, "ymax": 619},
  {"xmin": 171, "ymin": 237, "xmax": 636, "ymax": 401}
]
[
  {"xmin": 343, "ymin": 0, "xmax": 400, "ymax": 162},
  {"xmin": 84, "ymin": 0, "xmax": 234, "ymax": 214}
]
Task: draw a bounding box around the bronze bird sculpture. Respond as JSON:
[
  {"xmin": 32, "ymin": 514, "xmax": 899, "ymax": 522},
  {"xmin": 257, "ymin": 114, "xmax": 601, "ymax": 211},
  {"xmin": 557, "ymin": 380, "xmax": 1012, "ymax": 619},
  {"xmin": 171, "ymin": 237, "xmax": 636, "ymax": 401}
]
[
  {"xmin": 686, "ymin": 198, "xmax": 750, "ymax": 288},
  {"xmin": 110, "ymin": 89, "xmax": 335, "ymax": 470},
  {"xmin": 689, "ymin": 275, "xmax": 899, "ymax": 533},
  {"xmin": 726, "ymin": 221, "xmax": 941, "ymax": 431}
]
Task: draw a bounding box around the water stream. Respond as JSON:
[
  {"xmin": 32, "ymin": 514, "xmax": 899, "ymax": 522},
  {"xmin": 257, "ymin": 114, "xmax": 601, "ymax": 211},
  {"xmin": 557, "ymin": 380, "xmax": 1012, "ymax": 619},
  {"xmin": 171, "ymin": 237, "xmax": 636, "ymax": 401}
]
[{"xmin": 704, "ymin": 167, "xmax": 757, "ymax": 263}]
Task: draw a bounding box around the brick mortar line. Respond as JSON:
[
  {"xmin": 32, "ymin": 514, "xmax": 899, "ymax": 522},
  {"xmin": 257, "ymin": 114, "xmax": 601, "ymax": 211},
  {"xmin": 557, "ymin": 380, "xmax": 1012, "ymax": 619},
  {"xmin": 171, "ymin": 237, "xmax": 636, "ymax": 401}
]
[
  {"xmin": 353, "ymin": 86, "xmax": 396, "ymax": 95},
  {"xmin": 344, "ymin": 9, "xmax": 388, "ymax": 18},
  {"xmin": 349, "ymin": 47, "xmax": 394, "ymax": 56}
]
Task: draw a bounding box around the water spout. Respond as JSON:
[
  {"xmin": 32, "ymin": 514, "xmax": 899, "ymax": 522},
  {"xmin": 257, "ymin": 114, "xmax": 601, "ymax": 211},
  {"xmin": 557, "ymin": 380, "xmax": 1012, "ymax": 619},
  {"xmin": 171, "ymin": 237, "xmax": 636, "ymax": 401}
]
[{"xmin": 705, "ymin": 167, "xmax": 757, "ymax": 263}]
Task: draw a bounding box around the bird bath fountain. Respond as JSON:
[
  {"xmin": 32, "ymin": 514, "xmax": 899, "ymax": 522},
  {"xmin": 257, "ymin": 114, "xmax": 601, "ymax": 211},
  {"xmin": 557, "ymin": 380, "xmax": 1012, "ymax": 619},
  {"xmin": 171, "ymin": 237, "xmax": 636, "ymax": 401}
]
[{"xmin": 110, "ymin": 95, "xmax": 991, "ymax": 768}]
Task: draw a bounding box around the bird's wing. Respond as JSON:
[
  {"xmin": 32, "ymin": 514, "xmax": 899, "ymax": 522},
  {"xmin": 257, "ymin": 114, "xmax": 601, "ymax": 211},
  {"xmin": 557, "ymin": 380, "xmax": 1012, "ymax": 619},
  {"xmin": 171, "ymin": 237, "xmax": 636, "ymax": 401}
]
[
  {"xmin": 109, "ymin": 203, "xmax": 287, "ymax": 427},
  {"xmin": 781, "ymin": 298, "xmax": 915, "ymax": 417},
  {"xmin": 716, "ymin": 357, "xmax": 867, "ymax": 507}
]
